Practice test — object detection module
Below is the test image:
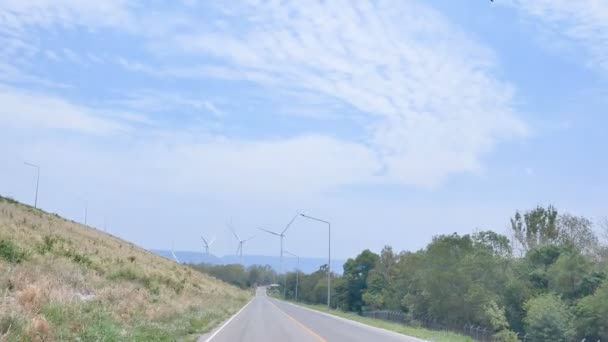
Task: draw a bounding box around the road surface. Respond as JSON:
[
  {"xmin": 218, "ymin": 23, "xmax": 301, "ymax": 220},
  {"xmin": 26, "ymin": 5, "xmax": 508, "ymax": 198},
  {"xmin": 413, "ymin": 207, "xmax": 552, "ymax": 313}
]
[{"xmin": 201, "ymin": 287, "xmax": 424, "ymax": 342}]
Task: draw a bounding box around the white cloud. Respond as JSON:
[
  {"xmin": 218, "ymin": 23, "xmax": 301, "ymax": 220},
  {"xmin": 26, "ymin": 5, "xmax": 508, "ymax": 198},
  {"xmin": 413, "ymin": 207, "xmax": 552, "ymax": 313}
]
[
  {"xmin": 0, "ymin": 0, "xmax": 529, "ymax": 191},
  {"xmin": 0, "ymin": 0, "xmax": 135, "ymax": 34},
  {"xmin": 509, "ymin": 0, "xmax": 608, "ymax": 73},
  {"xmin": 114, "ymin": 89, "xmax": 224, "ymax": 118},
  {"xmin": 0, "ymin": 86, "xmax": 127, "ymax": 135},
  {"xmin": 167, "ymin": 0, "xmax": 527, "ymax": 186}
]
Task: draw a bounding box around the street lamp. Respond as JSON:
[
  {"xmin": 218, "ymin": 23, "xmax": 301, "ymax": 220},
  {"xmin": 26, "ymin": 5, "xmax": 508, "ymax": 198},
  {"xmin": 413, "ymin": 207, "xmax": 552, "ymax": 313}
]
[
  {"xmin": 284, "ymin": 250, "xmax": 300, "ymax": 302},
  {"xmin": 299, "ymin": 213, "xmax": 331, "ymax": 308},
  {"xmin": 23, "ymin": 162, "xmax": 40, "ymax": 208}
]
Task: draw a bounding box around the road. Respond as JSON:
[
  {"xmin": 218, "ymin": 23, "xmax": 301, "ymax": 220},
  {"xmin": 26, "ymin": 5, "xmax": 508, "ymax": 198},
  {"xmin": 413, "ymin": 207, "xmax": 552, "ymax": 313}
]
[{"xmin": 201, "ymin": 287, "xmax": 424, "ymax": 342}]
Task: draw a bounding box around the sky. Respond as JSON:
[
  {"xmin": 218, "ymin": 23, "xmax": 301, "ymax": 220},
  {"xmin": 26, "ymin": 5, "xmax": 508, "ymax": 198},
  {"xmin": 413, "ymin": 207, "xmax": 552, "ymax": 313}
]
[{"xmin": 1, "ymin": 0, "xmax": 607, "ymax": 260}]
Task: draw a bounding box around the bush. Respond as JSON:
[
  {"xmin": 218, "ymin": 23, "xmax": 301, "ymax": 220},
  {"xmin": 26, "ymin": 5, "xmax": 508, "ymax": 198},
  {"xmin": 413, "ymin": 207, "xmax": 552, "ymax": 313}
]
[
  {"xmin": 0, "ymin": 240, "xmax": 28, "ymax": 263},
  {"xmin": 36, "ymin": 235, "xmax": 58, "ymax": 255},
  {"xmin": 60, "ymin": 248, "xmax": 92, "ymax": 266},
  {"xmin": 524, "ymin": 294, "xmax": 574, "ymax": 342},
  {"xmin": 493, "ymin": 329, "xmax": 519, "ymax": 342}
]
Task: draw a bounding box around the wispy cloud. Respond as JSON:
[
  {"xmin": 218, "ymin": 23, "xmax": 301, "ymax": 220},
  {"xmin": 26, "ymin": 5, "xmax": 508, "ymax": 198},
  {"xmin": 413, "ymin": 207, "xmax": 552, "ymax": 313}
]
[
  {"xmin": 168, "ymin": 0, "xmax": 527, "ymax": 186},
  {"xmin": 0, "ymin": 0, "xmax": 135, "ymax": 34},
  {"xmin": 508, "ymin": 0, "xmax": 608, "ymax": 73},
  {"xmin": 0, "ymin": 0, "xmax": 529, "ymax": 190},
  {"xmin": 114, "ymin": 89, "xmax": 224, "ymax": 118}
]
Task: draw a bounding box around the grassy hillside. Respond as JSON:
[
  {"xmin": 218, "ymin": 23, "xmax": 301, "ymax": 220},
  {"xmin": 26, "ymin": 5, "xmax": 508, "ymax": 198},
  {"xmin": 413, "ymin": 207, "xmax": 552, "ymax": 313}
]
[{"xmin": 0, "ymin": 196, "xmax": 250, "ymax": 341}]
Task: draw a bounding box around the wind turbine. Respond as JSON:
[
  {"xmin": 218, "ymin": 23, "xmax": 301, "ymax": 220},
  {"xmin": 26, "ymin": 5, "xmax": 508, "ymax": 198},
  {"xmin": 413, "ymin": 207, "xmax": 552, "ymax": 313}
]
[
  {"xmin": 229, "ymin": 225, "xmax": 254, "ymax": 266},
  {"xmin": 201, "ymin": 235, "xmax": 216, "ymax": 256},
  {"xmin": 258, "ymin": 214, "xmax": 299, "ymax": 278},
  {"xmin": 171, "ymin": 242, "xmax": 180, "ymax": 264}
]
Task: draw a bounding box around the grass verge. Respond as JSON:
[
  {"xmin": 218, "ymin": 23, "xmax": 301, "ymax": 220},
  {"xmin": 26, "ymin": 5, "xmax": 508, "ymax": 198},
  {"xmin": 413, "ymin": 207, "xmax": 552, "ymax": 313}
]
[
  {"xmin": 0, "ymin": 194, "xmax": 250, "ymax": 341},
  {"xmin": 279, "ymin": 300, "xmax": 473, "ymax": 342}
]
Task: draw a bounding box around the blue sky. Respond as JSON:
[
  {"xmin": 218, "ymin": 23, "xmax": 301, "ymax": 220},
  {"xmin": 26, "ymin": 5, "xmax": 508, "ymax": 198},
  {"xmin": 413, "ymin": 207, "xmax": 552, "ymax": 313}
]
[{"xmin": 1, "ymin": 0, "xmax": 607, "ymax": 259}]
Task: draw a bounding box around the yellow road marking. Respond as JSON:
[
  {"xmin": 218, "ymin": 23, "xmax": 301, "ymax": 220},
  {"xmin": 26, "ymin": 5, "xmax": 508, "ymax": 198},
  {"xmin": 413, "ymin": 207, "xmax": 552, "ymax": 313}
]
[{"xmin": 269, "ymin": 300, "xmax": 327, "ymax": 342}]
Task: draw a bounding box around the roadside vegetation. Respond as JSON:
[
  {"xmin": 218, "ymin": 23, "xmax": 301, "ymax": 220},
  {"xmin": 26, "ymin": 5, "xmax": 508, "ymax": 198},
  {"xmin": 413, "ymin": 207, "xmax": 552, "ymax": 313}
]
[
  {"xmin": 189, "ymin": 263, "xmax": 277, "ymax": 289},
  {"xmin": 0, "ymin": 195, "xmax": 250, "ymax": 341},
  {"xmin": 276, "ymin": 206, "xmax": 608, "ymax": 341}
]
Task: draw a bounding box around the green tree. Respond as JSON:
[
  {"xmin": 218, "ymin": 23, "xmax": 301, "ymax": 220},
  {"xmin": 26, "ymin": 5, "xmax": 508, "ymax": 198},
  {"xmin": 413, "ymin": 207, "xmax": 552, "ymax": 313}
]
[
  {"xmin": 473, "ymin": 231, "xmax": 512, "ymax": 257},
  {"xmin": 511, "ymin": 206, "xmax": 558, "ymax": 252},
  {"xmin": 339, "ymin": 249, "xmax": 379, "ymax": 312},
  {"xmin": 557, "ymin": 214, "xmax": 599, "ymax": 255},
  {"xmin": 523, "ymin": 294, "xmax": 574, "ymax": 342},
  {"xmin": 547, "ymin": 251, "xmax": 601, "ymax": 300},
  {"xmin": 575, "ymin": 280, "xmax": 608, "ymax": 340}
]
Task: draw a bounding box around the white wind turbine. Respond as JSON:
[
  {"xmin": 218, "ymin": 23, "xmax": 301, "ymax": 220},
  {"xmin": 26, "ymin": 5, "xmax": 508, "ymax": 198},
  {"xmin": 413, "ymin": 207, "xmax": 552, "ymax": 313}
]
[
  {"xmin": 171, "ymin": 242, "xmax": 180, "ymax": 264},
  {"xmin": 201, "ymin": 235, "xmax": 216, "ymax": 256},
  {"xmin": 229, "ymin": 225, "xmax": 255, "ymax": 266},
  {"xmin": 258, "ymin": 214, "xmax": 299, "ymax": 277}
]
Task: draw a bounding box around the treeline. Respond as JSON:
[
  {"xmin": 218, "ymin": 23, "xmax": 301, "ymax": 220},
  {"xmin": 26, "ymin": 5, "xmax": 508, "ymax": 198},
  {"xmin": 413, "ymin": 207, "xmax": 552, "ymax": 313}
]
[
  {"xmin": 279, "ymin": 206, "xmax": 608, "ymax": 342},
  {"xmin": 190, "ymin": 263, "xmax": 277, "ymax": 289}
]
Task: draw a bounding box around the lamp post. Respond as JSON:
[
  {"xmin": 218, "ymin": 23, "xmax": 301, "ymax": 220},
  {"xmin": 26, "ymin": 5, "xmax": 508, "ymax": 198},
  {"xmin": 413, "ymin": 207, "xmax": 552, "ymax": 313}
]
[
  {"xmin": 284, "ymin": 250, "xmax": 299, "ymax": 302},
  {"xmin": 23, "ymin": 162, "xmax": 40, "ymax": 208},
  {"xmin": 299, "ymin": 213, "xmax": 331, "ymax": 308}
]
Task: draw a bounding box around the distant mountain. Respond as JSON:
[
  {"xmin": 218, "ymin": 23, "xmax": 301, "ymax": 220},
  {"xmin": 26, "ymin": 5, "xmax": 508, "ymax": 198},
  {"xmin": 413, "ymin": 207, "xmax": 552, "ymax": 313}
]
[{"xmin": 150, "ymin": 249, "xmax": 345, "ymax": 274}]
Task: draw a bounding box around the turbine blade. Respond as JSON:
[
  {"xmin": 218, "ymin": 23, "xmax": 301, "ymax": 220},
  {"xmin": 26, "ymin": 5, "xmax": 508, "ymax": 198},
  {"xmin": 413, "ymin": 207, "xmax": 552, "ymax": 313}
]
[
  {"xmin": 201, "ymin": 236, "xmax": 208, "ymax": 245},
  {"xmin": 282, "ymin": 213, "xmax": 300, "ymax": 234},
  {"xmin": 244, "ymin": 235, "xmax": 256, "ymax": 242},
  {"xmin": 228, "ymin": 224, "xmax": 240, "ymax": 241},
  {"xmin": 258, "ymin": 227, "xmax": 280, "ymax": 236},
  {"xmin": 209, "ymin": 236, "xmax": 216, "ymax": 246}
]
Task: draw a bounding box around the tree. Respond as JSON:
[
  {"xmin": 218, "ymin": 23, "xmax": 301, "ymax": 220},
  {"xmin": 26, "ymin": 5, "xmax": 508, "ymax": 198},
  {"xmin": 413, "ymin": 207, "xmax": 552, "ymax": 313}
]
[
  {"xmin": 547, "ymin": 251, "xmax": 600, "ymax": 300},
  {"xmin": 473, "ymin": 231, "xmax": 512, "ymax": 257},
  {"xmin": 575, "ymin": 280, "xmax": 608, "ymax": 340},
  {"xmin": 557, "ymin": 214, "xmax": 599, "ymax": 255},
  {"xmin": 363, "ymin": 246, "xmax": 399, "ymax": 311},
  {"xmin": 511, "ymin": 206, "xmax": 558, "ymax": 253},
  {"xmin": 339, "ymin": 249, "xmax": 379, "ymax": 312},
  {"xmin": 524, "ymin": 294, "xmax": 575, "ymax": 342}
]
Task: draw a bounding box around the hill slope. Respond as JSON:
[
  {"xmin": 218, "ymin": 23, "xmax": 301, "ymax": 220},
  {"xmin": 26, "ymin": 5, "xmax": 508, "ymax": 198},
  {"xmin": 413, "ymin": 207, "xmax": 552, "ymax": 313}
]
[{"xmin": 0, "ymin": 196, "xmax": 250, "ymax": 341}]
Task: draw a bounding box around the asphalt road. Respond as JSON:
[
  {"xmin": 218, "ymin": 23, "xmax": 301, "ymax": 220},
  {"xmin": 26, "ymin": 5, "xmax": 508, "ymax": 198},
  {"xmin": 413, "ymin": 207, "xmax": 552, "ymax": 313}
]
[{"xmin": 201, "ymin": 287, "xmax": 424, "ymax": 342}]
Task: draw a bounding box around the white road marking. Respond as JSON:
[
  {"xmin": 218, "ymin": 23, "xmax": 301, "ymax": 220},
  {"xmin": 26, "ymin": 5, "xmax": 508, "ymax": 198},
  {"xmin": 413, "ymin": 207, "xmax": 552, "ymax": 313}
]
[
  {"xmin": 276, "ymin": 300, "xmax": 428, "ymax": 342},
  {"xmin": 204, "ymin": 296, "xmax": 256, "ymax": 342}
]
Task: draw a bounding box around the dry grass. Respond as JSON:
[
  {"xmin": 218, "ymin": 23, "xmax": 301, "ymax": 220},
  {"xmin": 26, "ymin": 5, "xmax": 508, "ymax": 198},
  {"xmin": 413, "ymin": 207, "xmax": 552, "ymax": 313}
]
[{"xmin": 0, "ymin": 196, "xmax": 250, "ymax": 341}]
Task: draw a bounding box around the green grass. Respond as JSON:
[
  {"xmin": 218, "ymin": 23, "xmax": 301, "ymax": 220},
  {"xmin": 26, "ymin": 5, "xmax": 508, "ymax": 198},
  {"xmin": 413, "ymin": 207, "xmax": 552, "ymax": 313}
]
[
  {"xmin": 0, "ymin": 239, "xmax": 28, "ymax": 263},
  {"xmin": 281, "ymin": 300, "xmax": 473, "ymax": 342},
  {"xmin": 42, "ymin": 301, "xmax": 225, "ymax": 342}
]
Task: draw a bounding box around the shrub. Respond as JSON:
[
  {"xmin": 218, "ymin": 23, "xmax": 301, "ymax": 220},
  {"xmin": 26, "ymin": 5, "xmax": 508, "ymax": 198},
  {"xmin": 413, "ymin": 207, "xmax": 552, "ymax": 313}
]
[
  {"xmin": 493, "ymin": 329, "xmax": 519, "ymax": 342},
  {"xmin": 0, "ymin": 239, "xmax": 28, "ymax": 263},
  {"xmin": 36, "ymin": 235, "xmax": 58, "ymax": 255},
  {"xmin": 60, "ymin": 248, "xmax": 92, "ymax": 266}
]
